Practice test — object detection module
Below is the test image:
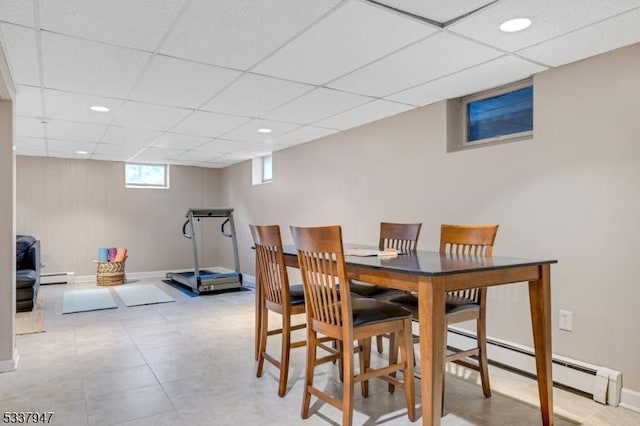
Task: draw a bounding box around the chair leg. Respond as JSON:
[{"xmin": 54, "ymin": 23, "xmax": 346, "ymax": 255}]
[
  {"xmin": 342, "ymin": 338, "xmax": 355, "ymax": 426},
  {"xmin": 278, "ymin": 312, "xmax": 292, "ymax": 397},
  {"xmin": 477, "ymin": 314, "xmax": 492, "ymax": 398},
  {"xmin": 337, "ymin": 340, "xmax": 344, "ymax": 382},
  {"xmin": 302, "ymin": 330, "xmax": 318, "ymax": 419},
  {"xmin": 358, "ymin": 338, "xmax": 371, "ymax": 398},
  {"xmin": 401, "ymin": 318, "xmax": 416, "ymax": 422},
  {"xmin": 388, "ymin": 332, "xmax": 397, "ymax": 393},
  {"xmin": 376, "ymin": 334, "xmax": 384, "ymax": 353},
  {"xmin": 256, "ymin": 304, "xmax": 269, "ymax": 378}
]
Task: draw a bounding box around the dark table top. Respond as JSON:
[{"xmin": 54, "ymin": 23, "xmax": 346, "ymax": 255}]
[{"xmin": 282, "ymin": 244, "xmax": 557, "ymax": 277}]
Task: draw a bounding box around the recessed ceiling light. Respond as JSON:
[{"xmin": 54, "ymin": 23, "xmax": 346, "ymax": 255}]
[
  {"xmin": 257, "ymin": 128, "xmax": 272, "ymax": 134},
  {"xmin": 75, "ymin": 150, "xmax": 88, "ymax": 155},
  {"xmin": 499, "ymin": 18, "xmax": 532, "ymax": 32},
  {"xmin": 90, "ymin": 105, "xmax": 110, "ymax": 112}
]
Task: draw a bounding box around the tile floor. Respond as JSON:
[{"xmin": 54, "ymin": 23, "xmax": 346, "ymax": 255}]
[{"xmin": 1, "ymin": 278, "xmax": 639, "ymax": 425}]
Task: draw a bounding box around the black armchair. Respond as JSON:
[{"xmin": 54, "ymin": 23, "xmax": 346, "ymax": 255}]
[{"xmin": 16, "ymin": 235, "xmax": 40, "ymax": 312}]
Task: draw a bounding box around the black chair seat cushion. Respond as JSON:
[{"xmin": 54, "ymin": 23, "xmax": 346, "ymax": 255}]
[
  {"xmin": 390, "ymin": 293, "xmax": 479, "ymax": 315},
  {"xmin": 351, "ymin": 298, "xmax": 412, "ymax": 327},
  {"xmin": 16, "ymin": 270, "xmax": 38, "ymax": 290},
  {"xmin": 349, "ymin": 280, "xmax": 390, "ymax": 297},
  {"xmin": 289, "ymin": 284, "xmax": 305, "ymax": 306}
]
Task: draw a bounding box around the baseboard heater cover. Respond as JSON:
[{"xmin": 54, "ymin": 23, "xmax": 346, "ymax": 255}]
[
  {"xmin": 446, "ymin": 327, "xmax": 622, "ymax": 406},
  {"xmin": 40, "ymin": 272, "xmax": 74, "ymax": 285}
]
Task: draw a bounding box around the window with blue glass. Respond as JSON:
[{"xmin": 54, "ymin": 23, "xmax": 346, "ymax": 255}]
[{"xmin": 464, "ymin": 84, "xmax": 533, "ymax": 145}]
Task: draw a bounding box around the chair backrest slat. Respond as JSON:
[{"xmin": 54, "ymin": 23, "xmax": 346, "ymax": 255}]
[
  {"xmin": 291, "ymin": 225, "xmax": 351, "ymax": 329},
  {"xmin": 379, "ymin": 222, "xmax": 422, "ymax": 252},
  {"xmin": 250, "ymin": 224, "xmax": 290, "ymax": 308},
  {"xmin": 440, "ymin": 224, "xmax": 499, "ymax": 303}
]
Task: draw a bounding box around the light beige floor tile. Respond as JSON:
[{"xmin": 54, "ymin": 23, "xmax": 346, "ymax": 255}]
[
  {"xmin": 82, "ymin": 365, "xmax": 158, "ymax": 398},
  {"xmin": 85, "ymin": 385, "xmax": 174, "ymax": 426},
  {"xmin": 114, "ymin": 411, "xmax": 184, "ymax": 426},
  {"xmin": 4, "ymin": 284, "xmax": 639, "ymax": 426}
]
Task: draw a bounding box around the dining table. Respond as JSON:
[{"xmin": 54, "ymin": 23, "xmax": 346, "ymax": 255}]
[{"xmin": 255, "ymin": 244, "xmax": 557, "ymax": 426}]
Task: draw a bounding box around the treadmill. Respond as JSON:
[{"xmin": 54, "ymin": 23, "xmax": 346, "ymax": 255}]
[{"xmin": 166, "ymin": 208, "xmax": 242, "ymax": 294}]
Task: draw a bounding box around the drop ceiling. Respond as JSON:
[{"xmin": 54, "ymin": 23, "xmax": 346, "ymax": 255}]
[{"xmin": 1, "ymin": 0, "xmax": 639, "ymax": 168}]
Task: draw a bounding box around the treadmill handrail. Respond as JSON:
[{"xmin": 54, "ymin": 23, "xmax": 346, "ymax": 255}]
[
  {"xmin": 182, "ymin": 219, "xmax": 192, "ymax": 239},
  {"xmin": 221, "ymin": 218, "xmax": 232, "ymax": 238}
]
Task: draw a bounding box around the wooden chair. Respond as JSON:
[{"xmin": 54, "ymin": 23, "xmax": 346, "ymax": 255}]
[
  {"xmin": 291, "ymin": 225, "xmax": 416, "ymax": 426},
  {"xmin": 349, "ymin": 222, "xmax": 422, "ymax": 353},
  {"xmin": 390, "ymin": 224, "xmax": 499, "ymax": 400},
  {"xmin": 250, "ymin": 224, "xmax": 307, "ymax": 397}
]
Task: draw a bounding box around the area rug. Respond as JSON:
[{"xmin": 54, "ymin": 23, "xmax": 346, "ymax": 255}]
[
  {"xmin": 113, "ymin": 284, "xmax": 174, "ymax": 307},
  {"xmin": 62, "ymin": 288, "xmax": 118, "ymax": 314},
  {"xmin": 16, "ymin": 297, "xmax": 45, "ymax": 335}
]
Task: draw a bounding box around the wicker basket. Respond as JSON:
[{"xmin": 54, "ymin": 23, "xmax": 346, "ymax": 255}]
[{"xmin": 96, "ymin": 261, "xmax": 125, "ymax": 286}]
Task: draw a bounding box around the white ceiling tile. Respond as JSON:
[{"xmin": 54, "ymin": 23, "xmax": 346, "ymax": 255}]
[
  {"xmin": 47, "ymin": 139, "xmax": 98, "ymax": 153},
  {"xmin": 387, "ymin": 55, "xmax": 547, "ymax": 106},
  {"xmin": 175, "ymin": 150, "xmax": 222, "ymax": 162},
  {"xmin": 254, "ymin": 0, "xmax": 437, "ymax": 84},
  {"xmin": 518, "ymin": 8, "xmax": 640, "ymax": 67},
  {"xmin": 90, "ymin": 154, "xmax": 129, "ymax": 162},
  {"xmin": 130, "ymin": 56, "xmax": 241, "ymax": 109},
  {"xmin": 129, "ymin": 147, "xmax": 186, "ymax": 162},
  {"xmin": 202, "ymin": 73, "xmax": 313, "ymax": 117},
  {"xmin": 197, "ymin": 139, "xmax": 258, "ymax": 153},
  {"xmin": 265, "ymin": 88, "xmax": 372, "ymax": 124},
  {"xmin": 151, "ymin": 133, "xmax": 210, "ymax": 150},
  {"xmin": 40, "ymin": 0, "xmax": 186, "ymax": 51},
  {"xmin": 0, "ymin": 0, "xmax": 35, "ymax": 26},
  {"xmin": 113, "ymin": 101, "xmax": 192, "ymax": 131},
  {"xmin": 328, "ymin": 32, "xmax": 502, "ymax": 97},
  {"xmin": 0, "ymin": 24, "xmax": 39, "ymax": 85},
  {"xmin": 222, "ymin": 119, "xmax": 300, "ymax": 143},
  {"xmin": 46, "ymin": 120, "xmax": 107, "ymax": 142},
  {"xmin": 15, "ymin": 116, "xmax": 45, "ymax": 138},
  {"xmin": 44, "ymin": 89, "xmax": 123, "ymax": 124},
  {"xmin": 42, "ymin": 32, "xmax": 150, "ymax": 98},
  {"xmin": 16, "ymin": 137, "xmax": 46, "ymax": 151},
  {"xmin": 16, "ymin": 86, "xmax": 42, "ymax": 117},
  {"xmin": 373, "ymin": 0, "xmax": 496, "ymax": 23},
  {"xmin": 161, "ymin": 0, "xmax": 341, "ymax": 69},
  {"xmin": 94, "ymin": 143, "xmax": 144, "ymax": 158},
  {"xmin": 48, "ymin": 150, "xmax": 93, "ymax": 160},
  {"xmin": 102, "ymin": 126, "xmax": 162, "ymax": 146},
  {"xmin": 198, "ymin": 162, "xmax": 228, "ymax": 169},
  {"xmin": 314, "ymin": 100, "xmax": 414, "ymax": 130},
  {"xmin": 171, "ymin": 111, "xmax": 250, "ymax": 137},
  {"xmin": 448, "ymin": 0, "xmax": 640, "ymax": 52},
  {"xmin": 16, "ymin": 150, "xmax": 47, "ymax": 158},
  {"xmin": 272, "ymin": 126, "xmax": 339, "ymax": 146}
]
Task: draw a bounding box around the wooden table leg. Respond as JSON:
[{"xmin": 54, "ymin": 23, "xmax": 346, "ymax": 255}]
[
  {"xmin": 254, "ymin": 261, "xmax": 262, "ymax": 361},
  {"xmin": 529, "ymin": 264, "xmax": 554, "ymax": 426},
  {"xmin": 418, "ymin": 276, "xmax": 446, "ymax": 426}
]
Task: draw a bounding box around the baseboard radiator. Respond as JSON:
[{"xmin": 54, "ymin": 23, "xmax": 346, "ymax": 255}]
[
  {"xmin": 445, "ymin": 326, "xmax": 622, "ymax": 406},
  {"xmin": 40, "ymin": 272, "xmax": 74, "ymax": 285}
]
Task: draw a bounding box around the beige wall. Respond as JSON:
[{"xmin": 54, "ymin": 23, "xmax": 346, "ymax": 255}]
[
  {"xmin": 221, "ymin": 44, "xmax": 640, "ymax": 390},
  {"xmin": 0, "ymin": 100, "xmax": 16, "ymax": 367},
  {"xmin": 16, "ymin": 157, "xmax": 225, "ymax": 276}
]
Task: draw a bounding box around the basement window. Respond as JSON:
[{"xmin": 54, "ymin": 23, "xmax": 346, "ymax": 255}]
[
  {"xmin": 252, "ymin": 154, "xmax": 273, "ymax": 185},
  {"xmin": 462, "ymin": 79, "xmax": 533, "ymax": 147},
  {"xmin": 125, "ymin": 163, "xmax": 169, "ymax": 189}
]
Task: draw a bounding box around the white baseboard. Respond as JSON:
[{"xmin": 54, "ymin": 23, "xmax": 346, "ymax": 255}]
[
  {"xmin": 243, "ymin": 274, "xmax": 256, "ymax": 287},
  {"xmin": 0, "ymin": 348, "xmax": 19, "ymax": 373},
  {"xmin": 41, "ymin": 272, "xmax": 74, "ymax": 284},
  {"xmin": 446, "ymin": 326, "xmax": 623, "ymax": 406},
  {"xmin": 620, "ymin": 388, "xmax": 640, "ymax": 413}
]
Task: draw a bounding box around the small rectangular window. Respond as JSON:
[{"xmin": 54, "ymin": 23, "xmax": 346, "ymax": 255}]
[
  {"xmin": 261, "ymin": 155, "xmax": 272, "ymax": 182},
  {"xmin": 463, "ymin": 80, "xmax": 533, "ymax": 146},
  {"xmin": 125, "ymin": 163, "xmax": 169, "ymax": 189}
]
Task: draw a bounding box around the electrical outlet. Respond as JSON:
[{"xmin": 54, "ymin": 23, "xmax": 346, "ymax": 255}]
[{"xmin": 559, "ymin": 310, "xmax": 573, "ymax": 331}]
